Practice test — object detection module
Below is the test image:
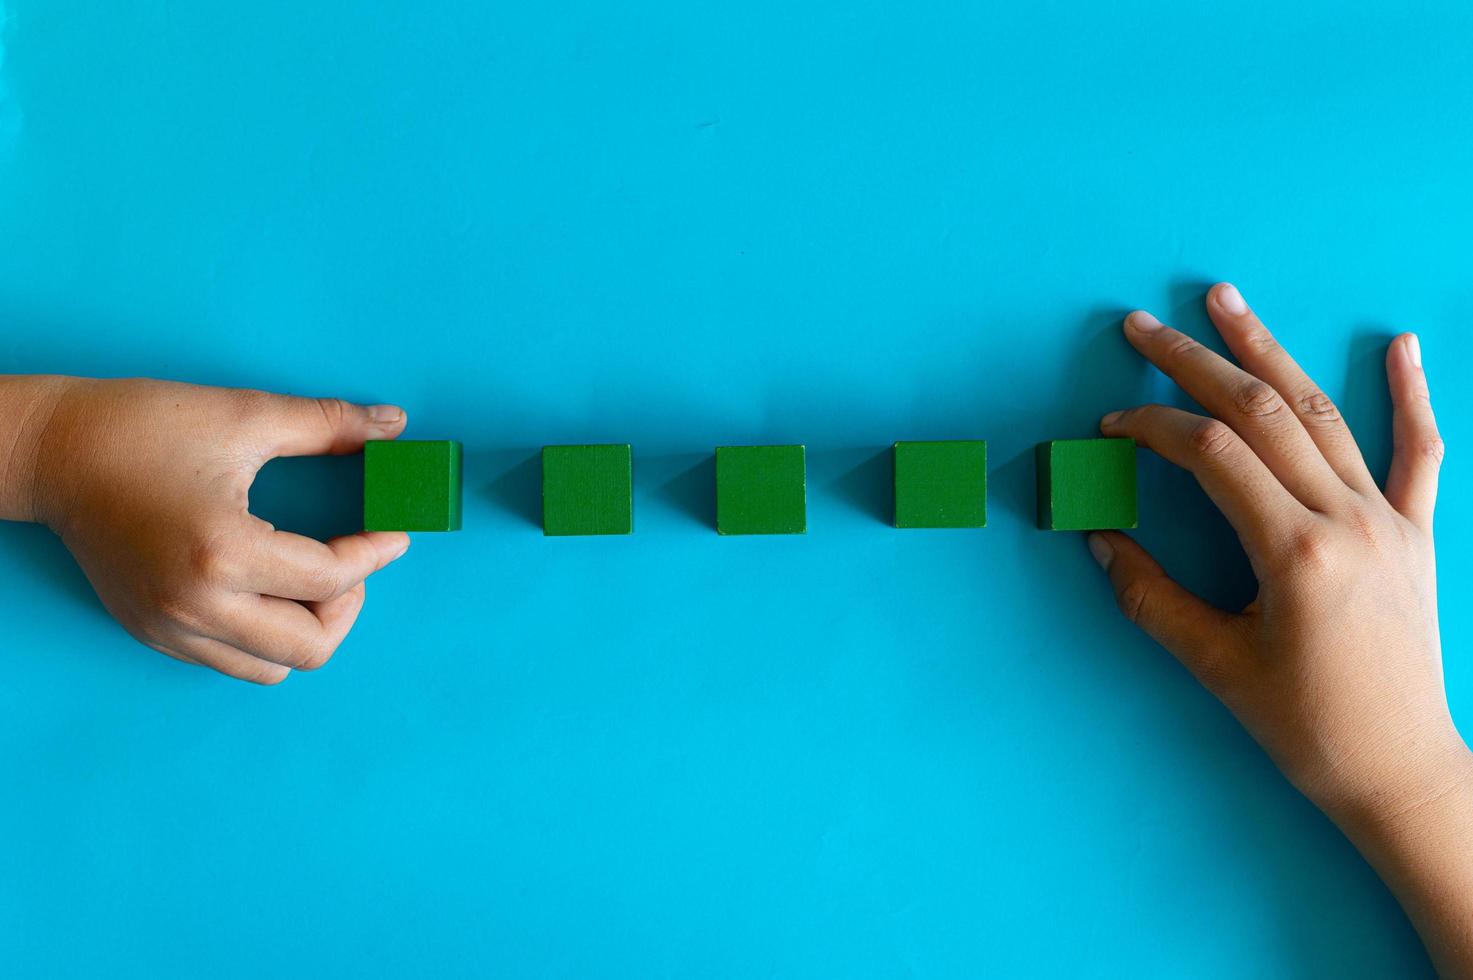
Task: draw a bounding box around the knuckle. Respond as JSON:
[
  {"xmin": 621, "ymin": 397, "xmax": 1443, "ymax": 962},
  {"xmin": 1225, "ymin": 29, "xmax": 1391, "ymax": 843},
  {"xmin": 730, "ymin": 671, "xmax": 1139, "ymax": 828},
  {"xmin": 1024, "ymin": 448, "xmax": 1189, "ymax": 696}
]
[
  {"xmin": 333, "ymin": 536, "xmax": 379, "ymax": 574},
  {"xmin": 186, "ymin": 538, "xmax": 235, "ymax": 585},
  {"xmin": 314, "ymin": 397, "xmax": 349, "ymax": 432},
  {"xmin": 1117, "ymin": 579, "xmax": 1153, "ymax": 626},
  {"xmin": 1418, "ymin": 435, "xmax": 1446, "ymax": 466},
  {"xmin": 1166, "ymin": 336, "xmax": 1203, "ymax": 359},
  {"xmin": 303, "ymin": 563, "xmax": 350, "ymax": 600},
  {"xmin": 1295, "ymin": 390, "xmax": 1342, "ymax": 425},
  {"xmin": 1187, "ymin": 419, "xmax": 1238, "ymax": 461},
  {"xmin": 1285, "ymin": 527, "xmax": 1334, "ymax": 572},
  {"xmin": 292, "ymin": 636, "xmax": 338, "ymax": 672},
  {"xmin": 1230, "ymin": 378, "xmax": 1286, "ymax": 419},
  {"xmin": 1242, "ymin": 329, "xmax": 1280, "ymax": 357},
  {"xmin": 1130, "ymin": 403, "xmax": 1169, "ymax": 425}
]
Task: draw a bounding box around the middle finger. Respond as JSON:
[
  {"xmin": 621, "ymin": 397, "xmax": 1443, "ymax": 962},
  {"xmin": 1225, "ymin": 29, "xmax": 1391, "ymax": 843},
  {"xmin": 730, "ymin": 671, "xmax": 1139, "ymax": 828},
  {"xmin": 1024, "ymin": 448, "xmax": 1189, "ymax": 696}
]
[{"xmin": 1123, "ymin": 310, "xmax": 1345, "ymax": 510}]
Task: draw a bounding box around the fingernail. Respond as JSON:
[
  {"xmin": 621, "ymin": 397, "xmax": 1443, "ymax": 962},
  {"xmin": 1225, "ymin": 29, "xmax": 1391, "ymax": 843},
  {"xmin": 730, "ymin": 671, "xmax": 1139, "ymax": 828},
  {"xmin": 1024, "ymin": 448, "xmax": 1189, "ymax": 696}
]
[
  {"xmin": 389, "ymin": 538, "xmax": 410, "ymax": 560},
  {"xmin": 1087, "ymin": 533, "xmax": 1114, "ymax": 570},
  {"xmin": 1101, "ymin": 410, "xmax": 1124, "ymax": 428},
  {"xmin": 369, "ymin": 404, "xmax": 404, "ymax": 424},
  {"xmin": 1125, "ymin": 310, "xmax": 1162, "ymax": 332},
  {"xmin": 1216, "ymin": 283, "xmax": 1248, "ymax": 315},
  {"xmin": 1406, "ymin": 333, "xmax": 1422, "ymax": 369}
]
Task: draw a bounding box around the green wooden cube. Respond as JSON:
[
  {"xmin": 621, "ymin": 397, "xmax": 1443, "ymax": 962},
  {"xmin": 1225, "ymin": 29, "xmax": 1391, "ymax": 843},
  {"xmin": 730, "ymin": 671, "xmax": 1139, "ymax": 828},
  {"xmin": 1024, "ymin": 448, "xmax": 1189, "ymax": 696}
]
[
  {"xmin": 1036, "ymin": 438, "xmax": 1138, "ymax": 531},
  {"xmin": 542, "ymin": 444, "xmax": 633, "ymax": 536},
  {"xmin": 715, "ymin": 445, "xmax": 806, "ymax": 535},
  {"xmin": 363, "ymin": 440, "xmax": 463, "ymax": 531},
  {"xmin": 893, "ymin": 440, "xmax": 987, "ymax": 528}
]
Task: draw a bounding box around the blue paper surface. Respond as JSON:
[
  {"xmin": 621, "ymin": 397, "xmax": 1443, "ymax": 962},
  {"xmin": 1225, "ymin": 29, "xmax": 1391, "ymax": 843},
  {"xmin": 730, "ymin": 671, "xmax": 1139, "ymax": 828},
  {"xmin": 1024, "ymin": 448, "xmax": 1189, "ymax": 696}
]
[{"xmin": 1, "ymin": 1, "xmax": 1470, "ymax": 976}]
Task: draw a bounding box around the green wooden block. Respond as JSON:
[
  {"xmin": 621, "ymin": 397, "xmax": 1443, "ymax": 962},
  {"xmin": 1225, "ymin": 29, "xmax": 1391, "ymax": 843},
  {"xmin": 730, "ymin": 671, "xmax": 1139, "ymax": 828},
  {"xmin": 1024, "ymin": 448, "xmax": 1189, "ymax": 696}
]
[
  {"xmin": 542, "ymin": 444, "xmax": 633, "ymax": 536},
  {"xmin": 893, "ymin": 440, "xmax": 987, "ymax": 528},
  {"xmin": 363, "ymin": 440, "xmax": 463, "ymax": 531},
  {"xmin": 1036, "ymin": 438, "xmax": 1138, "ymax": 530},
  {"xmin": 715, "ymin": 445, "xmax": 806, "ymax": 535}
]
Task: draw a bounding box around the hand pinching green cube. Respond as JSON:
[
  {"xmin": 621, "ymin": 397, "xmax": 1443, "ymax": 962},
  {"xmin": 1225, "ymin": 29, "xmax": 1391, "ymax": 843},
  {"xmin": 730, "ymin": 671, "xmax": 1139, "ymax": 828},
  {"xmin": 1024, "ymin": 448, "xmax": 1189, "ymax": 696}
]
[
  {"xmin": 716, "ymin": 445, "xmax": 806, "ymax": 535},
  {"xmin": 1035, "ymin": 437, "xmax": 1137, "ymax": 531},
  {"xmin": 364, "ymin": 440, "xmax": 463, "ymax": 532},
  {"xmin": 542, "ymin": 444, "xmax": 633, "ymax": 535},
  {"xmin": 893, "ymin": 440, "xmax": 987, "ymax": 528}
]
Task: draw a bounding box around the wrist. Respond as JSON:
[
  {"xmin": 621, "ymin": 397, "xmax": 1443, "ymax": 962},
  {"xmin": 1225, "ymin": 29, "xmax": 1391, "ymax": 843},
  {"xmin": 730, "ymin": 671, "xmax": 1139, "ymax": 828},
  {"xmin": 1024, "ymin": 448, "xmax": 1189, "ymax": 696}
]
[
  {"xmin": 1318, "ymin": 735, "xmax": 1473, "ymax": 976},
  {"xmin": 0, "ymin": 375, "xmax": 83, "ymax": 524},
  {"xmin": 1319, "ymin": 731, "xmax": 1473, "ymax": 843}
]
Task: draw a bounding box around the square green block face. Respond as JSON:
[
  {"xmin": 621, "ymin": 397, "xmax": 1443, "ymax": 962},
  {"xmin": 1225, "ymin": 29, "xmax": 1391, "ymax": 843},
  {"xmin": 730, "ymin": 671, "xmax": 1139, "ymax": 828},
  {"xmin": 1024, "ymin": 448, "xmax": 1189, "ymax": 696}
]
[
  {"xmin": 363, "ymin": 440, "xmax": 463, "ymax": 531},
  {"xmin": 542, "ymin": 444, "xmax": 633, "ymax": 536},
  {"xmin": 715, "ymin": 445, "xmax": 806, "ymax": 535},
  {"xmin": 893, "ymin": 440, "xmax": 987, "ymax": 528},
  {"xmin": 1036, "ymin": 438, "xmax": 1138, "ymax": 531}
]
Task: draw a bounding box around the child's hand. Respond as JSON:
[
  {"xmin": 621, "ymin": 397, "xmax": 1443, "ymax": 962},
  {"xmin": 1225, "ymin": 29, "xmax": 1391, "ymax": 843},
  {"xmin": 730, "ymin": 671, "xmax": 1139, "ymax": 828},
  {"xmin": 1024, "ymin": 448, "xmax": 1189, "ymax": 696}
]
[
  {"xmin": 12, "ymin": 378, "xmax": 410, "ymax": 684},
  {"xmin": 1092, "ymin": 284, "xmax": 1472, "ymax": 973}
]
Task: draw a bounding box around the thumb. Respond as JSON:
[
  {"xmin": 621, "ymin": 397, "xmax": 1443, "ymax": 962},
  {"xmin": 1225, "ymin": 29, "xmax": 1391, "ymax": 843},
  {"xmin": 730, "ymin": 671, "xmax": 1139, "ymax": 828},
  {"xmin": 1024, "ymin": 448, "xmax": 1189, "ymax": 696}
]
[
  {"xmin": 1383, "ymin": 332, "xmax": 1442, "ymax": 530},
  {"xmin": 264, "ymin": 395, "xmax": 408, "ymax": 458},
  {"xmin": 1088, "ymin": 531, "xmax": 1242, "ymax": 692}
]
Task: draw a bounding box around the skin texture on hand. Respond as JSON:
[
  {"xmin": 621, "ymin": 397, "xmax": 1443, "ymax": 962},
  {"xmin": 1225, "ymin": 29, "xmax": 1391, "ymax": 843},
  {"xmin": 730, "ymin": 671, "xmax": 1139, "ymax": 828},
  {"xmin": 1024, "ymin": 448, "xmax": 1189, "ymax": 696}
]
[
  {"xmin": 3, "ymin": 376, "xmax": 411, "ymax": 684},
  {"xmin": 1092, "ymin": 284, "xmax": 1473, "ymax": 976},
  {"xmin": 2, "ymin": 298, "xmax": 1467, "ymax": 970}
]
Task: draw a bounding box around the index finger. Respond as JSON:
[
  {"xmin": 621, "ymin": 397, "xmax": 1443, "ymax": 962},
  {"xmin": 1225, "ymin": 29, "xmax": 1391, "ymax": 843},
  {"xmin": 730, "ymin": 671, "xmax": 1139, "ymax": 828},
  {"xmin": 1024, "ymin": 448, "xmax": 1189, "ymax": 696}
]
[
  {"xmin": 239, "ymin": 527, "xmax": 410, "ymax": 601},
  {"xmin": 1101, "ymin": 403, "xmax": 1312, "ymax": 566}
]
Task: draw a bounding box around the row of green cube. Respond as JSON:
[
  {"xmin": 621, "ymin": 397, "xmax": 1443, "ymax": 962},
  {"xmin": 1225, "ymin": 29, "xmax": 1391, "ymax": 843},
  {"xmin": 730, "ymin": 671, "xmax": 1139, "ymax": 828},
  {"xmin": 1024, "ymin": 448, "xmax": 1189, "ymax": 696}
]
[
  {"xmin": 363, "ymin": 439, "xmax": 1138, "ymax": 534},
  {"xmin": 527, "ymin": 443, "xmax": 810, "ymax": 536}
]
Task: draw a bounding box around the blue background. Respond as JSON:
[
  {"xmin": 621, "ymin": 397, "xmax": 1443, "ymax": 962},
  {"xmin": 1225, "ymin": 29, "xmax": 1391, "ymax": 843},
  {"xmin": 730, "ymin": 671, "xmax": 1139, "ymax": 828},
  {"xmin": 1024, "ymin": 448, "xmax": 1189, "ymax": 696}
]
[{"xmin": 1, "ymin": 1, "xmax": 1470, "ymax": 976}]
